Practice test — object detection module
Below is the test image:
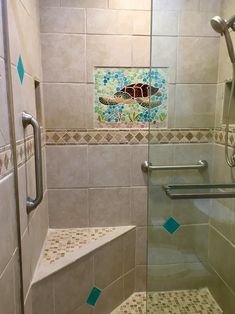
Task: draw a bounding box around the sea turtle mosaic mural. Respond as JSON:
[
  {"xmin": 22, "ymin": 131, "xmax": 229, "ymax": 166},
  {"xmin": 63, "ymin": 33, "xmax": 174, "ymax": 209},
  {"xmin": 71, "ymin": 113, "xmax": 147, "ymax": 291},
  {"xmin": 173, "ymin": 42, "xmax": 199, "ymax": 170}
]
[{"xmin": 95, "ymin": 68, "xmax": 168, "ymax": 128}]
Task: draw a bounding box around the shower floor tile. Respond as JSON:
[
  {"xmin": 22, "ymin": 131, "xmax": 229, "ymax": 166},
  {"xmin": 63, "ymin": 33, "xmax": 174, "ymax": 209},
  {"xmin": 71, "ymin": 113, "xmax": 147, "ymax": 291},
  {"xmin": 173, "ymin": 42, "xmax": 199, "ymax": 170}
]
[
  {"xmin": 111, "ymin": 289, "xmax": 223, "ymax": 314},
  {"xmin": 43, "ymin": 227, "xmax": 116, "ymax": 264}
]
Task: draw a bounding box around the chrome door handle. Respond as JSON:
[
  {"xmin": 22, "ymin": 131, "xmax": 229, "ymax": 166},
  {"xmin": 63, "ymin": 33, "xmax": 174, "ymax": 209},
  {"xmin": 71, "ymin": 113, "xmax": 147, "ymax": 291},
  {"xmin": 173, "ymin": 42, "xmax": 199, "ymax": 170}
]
[
  {"xmin": 22, "ymin": 112, "xmax": 43, "ymax": 213},
  {"xmin": 141, "ymin": 160, "xmax": 208, "ymax": 173}
]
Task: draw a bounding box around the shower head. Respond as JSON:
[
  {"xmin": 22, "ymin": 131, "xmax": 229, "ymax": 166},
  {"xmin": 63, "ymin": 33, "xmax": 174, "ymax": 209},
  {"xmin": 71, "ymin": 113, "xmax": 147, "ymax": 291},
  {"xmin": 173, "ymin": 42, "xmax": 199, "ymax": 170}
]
[
  {"xmin": 211, "ymin": 16, "xmax": 227, "ymax": 34},
  {"xmin": 211, "ymin": 15, "xmax": 235, "ymax": 63}
]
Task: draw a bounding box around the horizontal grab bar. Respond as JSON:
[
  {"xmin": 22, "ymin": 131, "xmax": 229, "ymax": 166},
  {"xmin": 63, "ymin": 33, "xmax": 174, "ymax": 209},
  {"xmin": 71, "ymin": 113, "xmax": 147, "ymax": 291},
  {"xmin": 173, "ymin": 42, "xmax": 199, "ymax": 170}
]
[
  {"xmin": 163, "ymin": 183, "xmax": 235, "ymax": 199},
  {"xmin": 141, "ymin": 160, "xmax": 208, "ymax": 173}
]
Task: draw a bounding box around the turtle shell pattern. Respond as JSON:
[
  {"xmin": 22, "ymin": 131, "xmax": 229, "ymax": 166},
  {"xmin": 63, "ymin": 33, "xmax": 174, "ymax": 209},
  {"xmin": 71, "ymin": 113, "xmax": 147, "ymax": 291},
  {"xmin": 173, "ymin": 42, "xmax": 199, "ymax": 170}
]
[{"xmin": 119, "ymin": 83, "xmax": 159, "ymax": 98}]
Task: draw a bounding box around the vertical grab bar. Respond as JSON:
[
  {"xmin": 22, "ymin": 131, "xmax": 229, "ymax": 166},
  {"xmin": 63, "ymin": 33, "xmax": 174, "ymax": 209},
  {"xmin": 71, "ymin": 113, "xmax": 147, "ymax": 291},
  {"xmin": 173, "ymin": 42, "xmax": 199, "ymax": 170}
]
[{"xmin": 22, "ymin": 112, "xmax": 43, "ymax": 214}]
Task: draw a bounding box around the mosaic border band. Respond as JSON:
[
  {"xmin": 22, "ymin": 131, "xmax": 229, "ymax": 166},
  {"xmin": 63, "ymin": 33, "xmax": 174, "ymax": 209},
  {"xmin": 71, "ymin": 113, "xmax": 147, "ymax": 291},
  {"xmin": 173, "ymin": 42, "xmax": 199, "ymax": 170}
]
[
  {"xmin": 0, "ymin": 131, "xmax": 46, "ymax": 180},
  {"xmin": 214, "ymin": 128, "xmax": 235, "ymax": 147},
  {"xmin": 46, "ymin": 128, "xmax": 213, "ymax": 145}
]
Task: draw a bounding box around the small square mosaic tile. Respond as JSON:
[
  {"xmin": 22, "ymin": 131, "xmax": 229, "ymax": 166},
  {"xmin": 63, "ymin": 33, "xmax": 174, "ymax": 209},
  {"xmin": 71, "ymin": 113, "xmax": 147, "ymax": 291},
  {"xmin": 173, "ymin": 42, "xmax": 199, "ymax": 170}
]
[
  {"xmin": 111, "ymin": 289, "xmax": 223, "ymax": 314},
  {"xmin": 42, "ymin": 227, "xmax": 116, "ymax": 264}
]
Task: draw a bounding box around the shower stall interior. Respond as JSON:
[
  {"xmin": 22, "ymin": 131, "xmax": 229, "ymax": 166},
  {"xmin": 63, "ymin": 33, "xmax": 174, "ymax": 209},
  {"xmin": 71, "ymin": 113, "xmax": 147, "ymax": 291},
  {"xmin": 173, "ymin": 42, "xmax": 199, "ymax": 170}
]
[{"xmin": 0, "ymin": 0, "xmax": 235, "ymax": 313}]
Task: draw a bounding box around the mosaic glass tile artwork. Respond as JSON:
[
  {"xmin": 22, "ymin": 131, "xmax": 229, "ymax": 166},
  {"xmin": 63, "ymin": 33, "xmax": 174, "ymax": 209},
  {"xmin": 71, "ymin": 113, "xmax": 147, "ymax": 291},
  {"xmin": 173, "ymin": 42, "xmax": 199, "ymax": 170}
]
[
  {"xmin": 163, "ymin": 217, "xmax": 180, "ymax": 235},
  {"xmin": 42, "ymin": 227, "xmax": 116, "ymax": 264},
  {"xmin": 17, "ymin": 55, "xmax": 25, "ymax": 84},
  {"xmin": 111, "ymin": 289, "xmax": 223, "ymax": 314},
  {"xmin": 87, "ymin": 287, "xmax": 102, "ymax": 306},
  {"xmin": 95, "ymin": 68, "xmax": 168, "ymax": 128}
]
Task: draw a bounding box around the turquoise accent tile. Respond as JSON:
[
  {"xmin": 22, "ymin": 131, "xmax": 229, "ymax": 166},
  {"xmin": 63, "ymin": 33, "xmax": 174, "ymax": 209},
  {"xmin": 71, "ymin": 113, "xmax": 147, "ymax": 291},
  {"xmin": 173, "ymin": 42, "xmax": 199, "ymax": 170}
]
[
  {"xmin": 87, "ymin": 287, "xmax": 102, "ymax": 306},
  {"xmin": 17, "ymin": 55, "xmax": 25, "ymax": 84},
  {"xmin": 163, "ymin": 217, "xmax": 180, "ymax": 235}
]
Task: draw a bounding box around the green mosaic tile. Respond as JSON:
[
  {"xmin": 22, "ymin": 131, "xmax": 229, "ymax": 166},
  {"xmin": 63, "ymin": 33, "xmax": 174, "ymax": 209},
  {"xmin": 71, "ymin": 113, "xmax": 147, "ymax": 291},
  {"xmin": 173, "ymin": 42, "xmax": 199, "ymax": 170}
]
[{"xmin": 94, "ymin": 68, "xmax": 168, "ymax": 128}]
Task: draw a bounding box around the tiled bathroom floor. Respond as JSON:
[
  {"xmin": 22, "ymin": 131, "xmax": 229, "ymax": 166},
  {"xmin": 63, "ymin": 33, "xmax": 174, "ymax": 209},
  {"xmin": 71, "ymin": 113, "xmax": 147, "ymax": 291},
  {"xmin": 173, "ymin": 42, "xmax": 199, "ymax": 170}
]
[
  {"xmin": 43, "ymin": 227, "xmax": 116, "ymax": 264},
  {"xmin": 112, "ymin": 289, "xmax": 223, "ymax": 314}
]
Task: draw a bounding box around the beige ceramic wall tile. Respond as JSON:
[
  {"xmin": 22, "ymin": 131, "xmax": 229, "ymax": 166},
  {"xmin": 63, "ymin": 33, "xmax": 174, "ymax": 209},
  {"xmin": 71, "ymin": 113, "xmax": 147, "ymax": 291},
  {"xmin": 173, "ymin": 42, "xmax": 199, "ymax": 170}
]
[
  {"xmin": 135, "ymin": 265, "xmax": 146, "ymax": 291},
  {"xmin": 179, "ymin": 11, "xmax": 220, "ymax": 37},
  {"xmin": 71, "ymin": 303, "xmax": 93, "ymax": 314},
  {"xmin": 109, "ymin": 0, "xmax": 151, "ymax": 10},
  {"xmin": 94, "ymin": 237, "xmax": 123, "ymax": 288},
  {"xmin": 46, "ymin": 146, "xmax": 88, "ymax": 188},
  {"xmin": 151, "ymin": 36, "xmax": 177, "ymax": 83},
  {"xmin": 41, "ymin": 34, "xmax": 86, "ymax": 82},
  {"xmin": 86, "ymin": 84, "xmax": 95, "ymax": 128},
  {"xmin": 153, "ymin": 0, "xmax": 200, "ymax": 11},
  {"xmin": 0, "ymin": 174, "xmax": 17, "ymax": 275},
  {"xmin": 130, "ymin": 145, "xmax": 148, "ymax": 186},
  {"xmin": 89, "ymin": 188, "xmax": 131, "ymax": 226},
  {"xmin": 210, "ymin": 198, "xmax": 233, "ymax": 242},
  {"xmin": 148, "ymin": 262, "xmax": 211, "ymax": 291},
  {"xmin": 174, "ymin": 84, "xmax": 217, "ymax": 127},
  {"xmin": 148, "ymin": 225, "xmax": 208, "ymax": 265},
  {"xmin": 124, "ymin": 269, "xmax": 135, "ymax": 299},
  {"xmin": 218, "ymin": 34, "xmax": 233, "ymax": 83},
  {"xmin": 135, "ymin": 227, "xmax": 147, "ymax": 265},
  {"xmin": 32, "ymin": 277, "xmax": 54, "ymax": 314},
  {"xmin": 131, "ymin": 187, "xmax": 147, "ymax": 226},
  {"xmin": 0, "ymin": 59, "xmax": 10, "ymax": 147},
  {"xmin": 88, "ymin": 145, "xmax": 131, "ymax": 187},
  {"xmin": 123, "ymin": 230, "xmax": 136, "ymax": 273},
  {"xmin": 152, "ymin": 11, "xmax": 179, "ymax": 36},
  {"xmin": 94, "ymin": 278, "xmax": 124, "ymax": 314},
  {"xmin": 21, "ymin": 228, "xmax": 32, "ymax": 298},
  {"xmin": 61, "ymin": 0, "xmax": 108, "ymax": 8},
  {"xmin": 177, "ymin": 37, "xmax": 220, "ymax": 83},
  {"xmin": 132, "ymin": 36, "xmax": 150, "ymax": 67},
  {"xmin": 48, "ymin": 189, "xmax": 89, "ymax": 228},
  {"xmin": 40, "ymin": 0, "xmax": 60, "ymax": 7},
  {"xmin": 43, "ymin": 83, "xmax": 87, "ymax": 128},
  {"xmin": 87, "ymin": 9, "xmax": 133, "ymax": 35},
  {"xmin": 208, "ymin": 226, "xmax": 235, "ymax": 292},
  {"xmin": 0, "ymin": 1, "xmax": 4, "ymax": 58},
  {"xmin": 86, "ymin": 35, "xmax": 132, "ymax": 82},
  {"xmin": 8, "ymin": 0, "xmax": 42, "ymax": 79},
  {"xmin": 40, "ymin": 7, "xmax": 85, "ymax": 33},
  {"xmin": 11, "ymin": 68, "xmax": 36, "ymax": 141},
  {"xmin": 199, "ymin": 0, "xmax": 222, "ymax": 12},
  {"xmin": 132, "ymin": 11, "xmax": 151, "ymax": 35},
  {"xmin": 0, "ymin": 256, "xmax": 16, "ymax": 314},
  {"xmin": 53, "ymin": 255, "xmax": 93, "ymax": 314}
]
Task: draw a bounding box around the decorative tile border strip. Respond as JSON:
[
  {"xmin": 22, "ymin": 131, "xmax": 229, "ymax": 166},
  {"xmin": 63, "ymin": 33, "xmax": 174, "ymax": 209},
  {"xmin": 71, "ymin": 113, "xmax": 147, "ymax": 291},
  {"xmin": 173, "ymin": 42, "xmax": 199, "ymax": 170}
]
[
  {"xmin": 0, "ymin": 130, "xmax": 46, "ymax": 180},
  {"xmin": 214, "ymin": 127, "xmax": 235, "ymax": 147},
  {"xmin": 46, "ymin": 128, "xmax": 213, "ymax": 145}
]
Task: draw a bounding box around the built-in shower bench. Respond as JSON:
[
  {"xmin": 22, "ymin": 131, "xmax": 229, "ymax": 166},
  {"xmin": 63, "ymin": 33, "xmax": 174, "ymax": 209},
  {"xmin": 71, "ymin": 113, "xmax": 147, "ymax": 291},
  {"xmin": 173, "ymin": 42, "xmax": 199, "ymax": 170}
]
[{"xmin": 31, "ymin": 226, "xmax": 136, "ymax": 314}]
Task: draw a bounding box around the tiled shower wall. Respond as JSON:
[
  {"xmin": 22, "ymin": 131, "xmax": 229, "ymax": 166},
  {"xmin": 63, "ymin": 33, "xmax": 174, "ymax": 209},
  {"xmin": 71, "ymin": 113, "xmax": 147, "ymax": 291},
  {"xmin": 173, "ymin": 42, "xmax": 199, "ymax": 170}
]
[
  {"xmin": 208, "ymin": 0, "xmax": 235, "ymax": 312},
  {"xmin": 0, "ymin": 0, "xmax": 49, "ymax": 313},
  {"xmin": 40, "ymin": 0, "xmax": 223, "ymax": 293}
]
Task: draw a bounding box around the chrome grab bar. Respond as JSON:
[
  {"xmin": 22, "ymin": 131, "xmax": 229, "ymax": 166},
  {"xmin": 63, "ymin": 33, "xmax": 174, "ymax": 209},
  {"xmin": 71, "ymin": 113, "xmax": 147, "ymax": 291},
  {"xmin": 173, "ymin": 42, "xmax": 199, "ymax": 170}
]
[
  {"xmin": 163, "ymin": 183, "xmax": 235, "ymax": 199},
  {"xmin": 22, "ymin": 112, "xmax": 43, "ymax": 213},
  {"xmin": 141, "ymin": 160, "xmax": 208, "ymax": 173}
]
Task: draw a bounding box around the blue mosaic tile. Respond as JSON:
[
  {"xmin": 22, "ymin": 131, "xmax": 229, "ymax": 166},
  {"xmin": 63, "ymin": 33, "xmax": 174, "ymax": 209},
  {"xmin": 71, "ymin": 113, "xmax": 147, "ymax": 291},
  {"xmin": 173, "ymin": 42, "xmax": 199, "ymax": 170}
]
[
  {"xmin": 163, "ymin": 217, "xmax": 180, "ymax": 235},
  {"xmin": 87, "ymin": 287, "xmax": 102, "ymax": 306},
  {"xmin": 17, "ymin": 55, "xmax": 25, "ymax": 84},
  {"xmin": 94, "ymin": 68, "xmax": 168, "ymax": 128}
]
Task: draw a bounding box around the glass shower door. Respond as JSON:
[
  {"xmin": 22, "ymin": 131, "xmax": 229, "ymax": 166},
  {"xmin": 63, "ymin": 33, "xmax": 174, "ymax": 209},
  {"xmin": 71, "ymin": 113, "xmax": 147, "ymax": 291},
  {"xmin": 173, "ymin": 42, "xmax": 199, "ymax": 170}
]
[{"xmin": 147, "ymin": 0, "xmax": 235, "ymax": 313}]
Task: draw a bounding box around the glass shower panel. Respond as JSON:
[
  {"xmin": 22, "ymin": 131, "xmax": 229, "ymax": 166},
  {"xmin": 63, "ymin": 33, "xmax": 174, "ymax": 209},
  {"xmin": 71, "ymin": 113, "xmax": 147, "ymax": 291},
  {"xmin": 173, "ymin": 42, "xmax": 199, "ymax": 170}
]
[{"xmin": 147, "ymin": 0, "xmax": 235, "ymax": 313}]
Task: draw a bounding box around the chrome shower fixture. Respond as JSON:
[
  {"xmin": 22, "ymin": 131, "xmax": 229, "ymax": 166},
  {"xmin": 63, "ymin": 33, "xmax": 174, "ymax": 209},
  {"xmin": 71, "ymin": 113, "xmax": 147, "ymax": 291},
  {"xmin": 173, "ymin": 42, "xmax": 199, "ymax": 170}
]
[
  {"xmin": 211, "ymin": 15, "xmax": 235, "ymax": 63},
  {"xmin": 211, "ymin": 14, "xmax": 235, "ymax": 167}
]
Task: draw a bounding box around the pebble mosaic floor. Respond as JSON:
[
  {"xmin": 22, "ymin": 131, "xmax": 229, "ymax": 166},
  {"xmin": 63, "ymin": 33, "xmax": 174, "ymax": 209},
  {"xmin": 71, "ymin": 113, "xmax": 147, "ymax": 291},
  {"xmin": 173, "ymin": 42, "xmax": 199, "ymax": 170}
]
[
  {"xmin": 42, "ymin": 227, "xmax": 116, "ymax": 264},
  {"xmin": 111, "ymin": 289, "xmax": 223, "ymax": 314}
]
